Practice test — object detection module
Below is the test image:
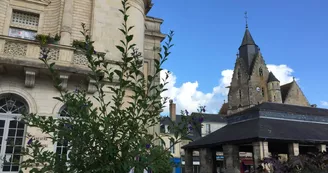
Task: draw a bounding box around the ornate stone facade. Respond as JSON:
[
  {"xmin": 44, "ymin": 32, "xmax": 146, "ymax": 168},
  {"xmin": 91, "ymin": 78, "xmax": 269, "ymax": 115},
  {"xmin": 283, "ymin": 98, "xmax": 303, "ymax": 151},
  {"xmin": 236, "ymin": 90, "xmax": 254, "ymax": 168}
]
[{"xmin": 0, "ymin": 0, "xmax": 164, "ymax": 172}]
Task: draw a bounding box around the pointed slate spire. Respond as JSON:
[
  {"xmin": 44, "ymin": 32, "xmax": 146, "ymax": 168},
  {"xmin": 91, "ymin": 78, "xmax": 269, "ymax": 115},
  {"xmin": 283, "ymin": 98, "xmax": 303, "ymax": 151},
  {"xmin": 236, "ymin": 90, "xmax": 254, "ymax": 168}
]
[
  {"xmin": 241, "ymin": 28, "xmax": 256, "ymax": 46},
  {"xmin": 268, "ymin": 72, "xmax": 279, "ymax": 82},
  {"xmin": 241, "ymin": 11, "xmax": 256, "ymax": 46}
]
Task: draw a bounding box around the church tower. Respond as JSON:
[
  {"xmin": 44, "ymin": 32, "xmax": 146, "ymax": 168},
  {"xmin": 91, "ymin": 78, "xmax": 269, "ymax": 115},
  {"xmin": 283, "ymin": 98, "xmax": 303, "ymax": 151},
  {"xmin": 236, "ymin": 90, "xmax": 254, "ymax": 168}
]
[
  {"xmin": 267, "ymin": 72, "xmax": 282, "ymax": 103},
  {"xmin": 221, "ymin": 13, "xmax": 311, "ymax": 116},
  {"xmin": 227, "ymin": 14, "xmax": 271, "ymax": 115}
]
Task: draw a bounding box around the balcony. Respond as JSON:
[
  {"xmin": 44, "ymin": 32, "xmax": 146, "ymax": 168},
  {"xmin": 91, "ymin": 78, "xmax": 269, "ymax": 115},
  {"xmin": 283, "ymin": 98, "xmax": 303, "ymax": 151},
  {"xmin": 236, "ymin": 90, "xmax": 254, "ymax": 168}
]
[
  {"xmin": 0, "ymin": 35, "xmax": 91, "ymax": 74},
  {"xmin": 0, "ymin": 35, "xmax": 99, "ymax": 92}
]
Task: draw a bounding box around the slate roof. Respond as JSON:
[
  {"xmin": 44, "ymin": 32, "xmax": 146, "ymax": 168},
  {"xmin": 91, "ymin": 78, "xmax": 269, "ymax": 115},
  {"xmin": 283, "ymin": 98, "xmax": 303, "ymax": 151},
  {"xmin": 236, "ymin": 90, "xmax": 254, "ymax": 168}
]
[
  {"xmin": 229, "ymin": 102, "xmax": 328, "ymax": 118},
  {"xmin": 241, "ymin": 28, "xmax": 256, "ymax": 46},
  {"xmin": 280, "ymin": 81, "xmax": 293, "ymax": 102},
  {"xmin": 182, "ymin": 102, "xmax": 328, "ymax": 149},
  {"xmin": 268, "ymin": 72, "xmax": 279, "ymax": 82},
  {"xmin": 190, "ymin": 113, "xmax": 226, "ymax": 123}
]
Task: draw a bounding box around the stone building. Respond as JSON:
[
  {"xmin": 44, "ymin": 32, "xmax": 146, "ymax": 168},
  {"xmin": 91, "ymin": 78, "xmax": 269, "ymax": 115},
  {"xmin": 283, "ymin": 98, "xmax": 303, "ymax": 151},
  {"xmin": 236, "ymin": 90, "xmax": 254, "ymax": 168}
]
[
  {"xmin": 0, "ymin": 0, "xmax": 164, "ymax": 172},
  {"xmin": 221, "ymin": 24, "xmax": 312, "ymax": 115}
]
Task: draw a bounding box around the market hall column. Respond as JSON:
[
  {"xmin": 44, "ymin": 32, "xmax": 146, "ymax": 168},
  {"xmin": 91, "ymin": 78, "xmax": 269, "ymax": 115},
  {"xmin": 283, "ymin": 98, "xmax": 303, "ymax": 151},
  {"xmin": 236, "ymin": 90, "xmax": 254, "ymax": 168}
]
[
  {"xmin": 199, "ymin": 148, "xmax": 217, "ymax": 173},
  {"xmin": 184, "ymin": 149, "xmax": 193, "ymax": 173},
  {"xmin": 223, "ymin": 144, "xmax": 240, "ymax": 173}
]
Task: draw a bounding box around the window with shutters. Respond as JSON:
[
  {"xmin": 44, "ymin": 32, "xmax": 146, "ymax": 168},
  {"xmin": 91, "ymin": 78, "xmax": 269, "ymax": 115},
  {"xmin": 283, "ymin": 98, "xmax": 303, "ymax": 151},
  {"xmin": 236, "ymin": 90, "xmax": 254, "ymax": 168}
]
[{"xmin": 8, "ymin": 10, "xmax": 39, "ymax": 40}]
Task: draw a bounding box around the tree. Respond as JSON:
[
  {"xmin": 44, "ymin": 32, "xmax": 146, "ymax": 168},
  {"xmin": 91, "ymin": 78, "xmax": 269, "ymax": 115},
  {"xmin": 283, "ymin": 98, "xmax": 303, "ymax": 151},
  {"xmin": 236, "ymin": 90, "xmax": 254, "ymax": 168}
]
[{"xmin": 16, "ymin": 0, "xmax": 202, "ymax": 172}]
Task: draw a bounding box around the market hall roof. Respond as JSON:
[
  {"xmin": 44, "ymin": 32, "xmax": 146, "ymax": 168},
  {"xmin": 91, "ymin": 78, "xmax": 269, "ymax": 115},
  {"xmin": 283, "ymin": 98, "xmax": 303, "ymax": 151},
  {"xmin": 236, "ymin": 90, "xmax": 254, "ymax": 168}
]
[{"xmin": 182, "ymin": 102, "xmax": 328, "ymax": 149}]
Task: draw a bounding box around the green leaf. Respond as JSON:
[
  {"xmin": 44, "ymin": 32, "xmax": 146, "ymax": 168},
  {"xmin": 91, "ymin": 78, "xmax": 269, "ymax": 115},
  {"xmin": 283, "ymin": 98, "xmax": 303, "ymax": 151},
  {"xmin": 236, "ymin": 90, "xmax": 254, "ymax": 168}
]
[
  {"xmin": 116, "ymin": 46, "xmax": 125, "ymax": 53},
  {"xmin": 126, "ymin": 35, "xmax": 133, "ymax": 42}
]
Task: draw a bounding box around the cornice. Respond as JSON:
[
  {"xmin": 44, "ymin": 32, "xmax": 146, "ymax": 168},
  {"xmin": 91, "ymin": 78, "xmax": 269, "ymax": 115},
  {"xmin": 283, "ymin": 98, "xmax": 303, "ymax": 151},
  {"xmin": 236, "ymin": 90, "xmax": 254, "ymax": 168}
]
[{"xmin": 21, "ymin": 0, "xmax": 51, "ymax": 6}]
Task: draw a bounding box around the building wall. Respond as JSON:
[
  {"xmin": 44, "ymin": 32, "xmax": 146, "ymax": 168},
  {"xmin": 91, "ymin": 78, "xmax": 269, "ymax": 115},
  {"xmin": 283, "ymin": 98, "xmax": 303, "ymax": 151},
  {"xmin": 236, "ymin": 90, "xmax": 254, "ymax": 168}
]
[
  {"xmin": 201, "ymin": 122, "xmax": 226, "ymax": 137},
  {"xmin": 71, "ymin": 0, "xmax": 92, "ymax": 42},
  {"xmin": 0, "ymin": 0, "xmax": 163, "ymax": 172}
]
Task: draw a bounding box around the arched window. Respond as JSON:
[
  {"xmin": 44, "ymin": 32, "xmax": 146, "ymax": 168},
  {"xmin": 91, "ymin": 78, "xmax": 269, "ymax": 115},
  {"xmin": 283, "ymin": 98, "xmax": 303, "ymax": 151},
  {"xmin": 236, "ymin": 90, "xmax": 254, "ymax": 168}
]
[
  {"xmin": 56, "ymin": 106, "xmax": 70, "ymax": 160},
  {"xmin": 0, "ymin": 93, "xmax": 28, "ymax": 172},
  {"xmin": 259, "ymin": 68, "xmax": 263, "ymax": 77}
]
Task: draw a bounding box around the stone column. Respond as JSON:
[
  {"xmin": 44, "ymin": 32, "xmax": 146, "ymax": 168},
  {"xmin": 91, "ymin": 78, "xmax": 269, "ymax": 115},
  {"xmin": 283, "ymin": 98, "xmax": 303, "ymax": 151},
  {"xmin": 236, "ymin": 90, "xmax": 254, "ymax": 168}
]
[
  {"xmin": 288, "ymin": 143, "xmax": 299, "ymax": 157},
  {"xmin": 199, "ymin": 148, "xmax": 217, "ymax": 173},
  {"xmin": 184, "ymin": 149, "xmax": 193, "ymax": 173},
  {"xmin": 252, "ymin": 141, "xmax": 269, "ymax": 172},
  {"xmin": 317, "ymin": 144, "xmax": 326, "ymax": 152},
  {"xmin": 223, "ymin": 145, "xmax": 240, "ymax": 173},
  {"xmin": 60, "ymin": 0, "xmax": 73, "ymax": 45}
]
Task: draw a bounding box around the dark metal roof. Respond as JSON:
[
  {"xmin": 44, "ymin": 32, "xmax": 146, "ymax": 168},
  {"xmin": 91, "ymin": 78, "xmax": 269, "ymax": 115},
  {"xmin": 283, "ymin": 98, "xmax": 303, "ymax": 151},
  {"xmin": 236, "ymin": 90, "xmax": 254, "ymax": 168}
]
[
  {"xmin": 182, "ymin": 102, "xmax": 328, "ymax": 149},
  {"xmin": 268, "ymin": 72, "xmax": 279, "ymax": 82}
]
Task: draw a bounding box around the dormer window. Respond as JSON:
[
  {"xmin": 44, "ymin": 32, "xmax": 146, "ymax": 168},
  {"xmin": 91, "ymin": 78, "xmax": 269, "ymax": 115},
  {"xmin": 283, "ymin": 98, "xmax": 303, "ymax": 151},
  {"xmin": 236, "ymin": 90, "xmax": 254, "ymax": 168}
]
[{"xmin": 259, "ymin": 68, "xmax": 263, "ymax": 77}]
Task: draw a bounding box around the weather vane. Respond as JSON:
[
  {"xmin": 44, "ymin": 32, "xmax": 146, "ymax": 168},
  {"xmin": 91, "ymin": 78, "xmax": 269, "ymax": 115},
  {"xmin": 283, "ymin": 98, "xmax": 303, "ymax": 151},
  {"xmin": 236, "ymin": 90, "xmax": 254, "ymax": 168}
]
[{"xmin": 244, "ymin": 11, "xmax": 248, "ymax": 28}]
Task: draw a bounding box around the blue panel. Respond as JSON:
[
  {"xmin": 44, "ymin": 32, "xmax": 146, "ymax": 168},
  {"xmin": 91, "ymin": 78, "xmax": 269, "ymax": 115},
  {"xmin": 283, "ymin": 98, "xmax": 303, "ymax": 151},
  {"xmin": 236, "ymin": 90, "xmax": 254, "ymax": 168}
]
[{"xmin": 171, "ymin": 158, "xmax": 181, "ymax": 173}]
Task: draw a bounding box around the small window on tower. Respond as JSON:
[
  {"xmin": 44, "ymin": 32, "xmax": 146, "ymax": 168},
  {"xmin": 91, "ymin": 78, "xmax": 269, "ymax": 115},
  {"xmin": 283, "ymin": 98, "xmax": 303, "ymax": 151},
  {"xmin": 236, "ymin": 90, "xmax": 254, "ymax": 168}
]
[
  {"xmin": 259, "ymin": 68, "xmax": 263, "ymax": 77},
  {"xmin": 237, "ymin": 69, "xmax": 241, "ymax": 79},
  {"xmin": 261, "ymin": 87, "xmax": 265, "ymax": 97},
  {"xmin": 273, "ymin": 95, "xmax": 276, "ymax": 101},
  {"xmin": 239, "ymin": 90, "xmax": 242, "ymax": 102}
]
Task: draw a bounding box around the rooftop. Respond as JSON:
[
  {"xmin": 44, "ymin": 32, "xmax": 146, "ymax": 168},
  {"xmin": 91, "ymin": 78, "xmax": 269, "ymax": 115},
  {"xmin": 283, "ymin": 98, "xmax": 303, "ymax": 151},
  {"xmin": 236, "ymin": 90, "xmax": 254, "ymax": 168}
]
[{"xmin": 183, "ymin": 102, "xmax": 328, "ymax": 149}]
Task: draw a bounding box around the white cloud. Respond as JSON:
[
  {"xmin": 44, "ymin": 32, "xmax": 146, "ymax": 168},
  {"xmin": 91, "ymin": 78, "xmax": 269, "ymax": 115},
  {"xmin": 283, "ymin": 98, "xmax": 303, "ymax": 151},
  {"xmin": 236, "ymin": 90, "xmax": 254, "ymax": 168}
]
[
  {"xmin": 161, "ymin": 64, "xmax": 296, "ymax": 115},
  {"xmin": 267, "ymin": 64, "xmax": 295, "ymax": 85},
  {"xmin": 321, "ymin": 101, "xmax": 328, "ymax": 107}
]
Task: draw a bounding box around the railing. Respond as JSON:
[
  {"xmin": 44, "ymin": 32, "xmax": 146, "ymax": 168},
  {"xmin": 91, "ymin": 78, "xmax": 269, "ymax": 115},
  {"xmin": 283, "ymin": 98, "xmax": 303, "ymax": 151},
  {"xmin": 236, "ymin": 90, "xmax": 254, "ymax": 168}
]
[{"xmin": 0, "ymin": 35, "xmax": 88, "ymax": 67}]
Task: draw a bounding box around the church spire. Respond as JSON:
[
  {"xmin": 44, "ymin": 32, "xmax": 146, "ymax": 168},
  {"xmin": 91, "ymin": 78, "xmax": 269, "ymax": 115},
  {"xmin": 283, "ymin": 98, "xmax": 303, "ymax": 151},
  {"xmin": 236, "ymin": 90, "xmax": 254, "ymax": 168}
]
[
  {"xmin": 240, "ymin": 12, "xmax": 256, "ymax": 46},
  {"xmin": 238, "ymin": 11, "xmax": 259, "ymax": 73},
  {"xmin": 245, "ymin": 11, "xmax": 248, "ymax": 28}
]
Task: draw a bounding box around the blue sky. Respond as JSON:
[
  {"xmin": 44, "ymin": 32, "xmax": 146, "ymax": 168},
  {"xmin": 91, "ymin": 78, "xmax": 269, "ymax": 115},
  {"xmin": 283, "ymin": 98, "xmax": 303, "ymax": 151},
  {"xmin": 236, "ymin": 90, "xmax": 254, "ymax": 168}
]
[{"xmin": 148, "ymin": 0, "xmax": 328, "ymax": 114}]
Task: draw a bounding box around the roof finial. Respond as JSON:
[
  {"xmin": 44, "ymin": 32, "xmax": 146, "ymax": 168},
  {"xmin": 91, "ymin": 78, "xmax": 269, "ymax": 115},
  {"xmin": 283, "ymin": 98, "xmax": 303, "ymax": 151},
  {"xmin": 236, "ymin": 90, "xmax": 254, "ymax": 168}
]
[
  {"xmin": 293, "ymin": 77, "xmax": 295, "ymax": 81},
  {"xmin": 244, "ymin": 11, "xmax": 248, "ymax": 28}
]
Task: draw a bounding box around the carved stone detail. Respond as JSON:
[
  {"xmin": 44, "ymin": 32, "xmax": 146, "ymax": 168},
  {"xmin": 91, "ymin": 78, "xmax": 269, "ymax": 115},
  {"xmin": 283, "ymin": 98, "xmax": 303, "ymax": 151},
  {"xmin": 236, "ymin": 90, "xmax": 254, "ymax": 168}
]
[
  {"xmin": 48, "ymin": 48, "xmax": 60, "ymax": 60},
  {"xmin": 73, "ymin": 51, "xmax": 88, "ymax": 66},
  {"xmin": 22, "ymin": 0, "xmax": 51, "ymax": 6},
  {"xmin": 87, "ymin": 79, "xmax": 97, "ymax": 94},
  {"xmin": 61, "ymin": 26, "xmax": 72, "ymax": 33},
  {"xmin": 24, "ymin": 68, "xmax": 38, "ymax": 88},
  {"xmin": 4, "ymin": 41, "xmax": 27, "ymax": 57},
  {"xmin": 59, "ymin": 74, "xmax": 69, "ymax": 90}
]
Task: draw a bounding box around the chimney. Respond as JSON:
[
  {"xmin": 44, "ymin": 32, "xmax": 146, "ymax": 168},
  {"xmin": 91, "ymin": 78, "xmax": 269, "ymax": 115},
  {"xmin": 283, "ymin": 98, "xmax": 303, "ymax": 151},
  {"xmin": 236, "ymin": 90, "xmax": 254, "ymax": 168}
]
[
  {"xmin": 311, "ymin": 104, "xmax": 317, "ymax": 108},
  {"xmin": 169, "ymin": 99, "xmax": 176, "ymax": 121}
]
